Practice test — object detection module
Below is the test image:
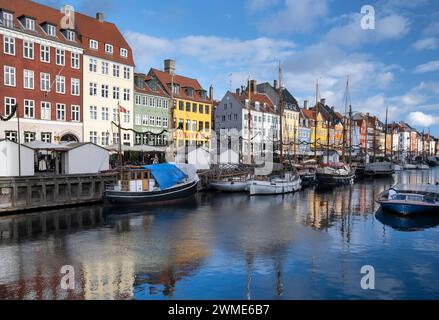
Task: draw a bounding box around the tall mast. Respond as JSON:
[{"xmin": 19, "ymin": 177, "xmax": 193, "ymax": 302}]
[
  {"xmin": 247, "ymin": 78, "xmax": 252, "ymax": 164},
  {"xmin": 384, "ymin": 107, "xmax": 388, "ymax": 159},
  {"xmin": 117, "ymin": 102, "xmax": 123, "ymax": 170},
  {"xmin": 278, "ymin": 62, "xmax": 284, "ymax": 169},
  {"xmin": 314, "ymin": 80, "xmax": 319, "ymax": 160},
  {"xmin": 349, "ymin": 104, "xmax": 353, "ymax": 163},
  {"xmin": 342, "ymin": 76, "xmax": 350, "ymax": 163}
]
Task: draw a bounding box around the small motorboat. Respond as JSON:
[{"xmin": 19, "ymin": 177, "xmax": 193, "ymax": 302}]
[
  {"xmin": 364, "ymin": 161, "xmax": 395, "ymax": 176},
  {"xmin": 377, "ymin": 184, "xmax": 439, "ymax": 215},
  {"xmin": 248, "ymin": 171, "xmax": 302, "ymax": 196},
  {"xmin": 106, "ymin": 163, "xmax": 199, "ymax": 204},
  {"xmin": 210, "ymin": 177, "xmax": 249, "ymax": 192}
]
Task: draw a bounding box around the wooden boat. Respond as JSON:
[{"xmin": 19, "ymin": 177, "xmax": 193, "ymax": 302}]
[
  {"xmin": 106, "ymin": 163, "xmax": 199, "ymax": 204},
  {"xmin": 248, "ymin": 171, "xmax": 302, "ymax": 195},
  {"xmin": 293, "ymin": 163, "xmax": 317, "ymax": 187},
  {"xmin": 364, "ymin": 161, "xmax": 395, "ymax": 176},
  {"xmin": 377, "ymin": 184, "xmax": 439, "ymax": 215},
  {"xmin": 316, "ymin": 163, "xmax": 355, "ymax": 187}
]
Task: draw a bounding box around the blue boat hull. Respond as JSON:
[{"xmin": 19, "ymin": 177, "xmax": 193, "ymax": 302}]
[{"xmin": 379, "ymin": 202, "xmax": 439, "ymax": 216}]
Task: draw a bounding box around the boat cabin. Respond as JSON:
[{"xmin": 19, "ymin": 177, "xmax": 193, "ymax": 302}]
[{"xmin": 117, "ymin": 167, "xmax": 154, "ymax": 192}]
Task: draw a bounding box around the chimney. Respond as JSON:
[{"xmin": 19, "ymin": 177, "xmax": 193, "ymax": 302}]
[
  {"xmin": 273, "ymin": 80, "xmax": 278, "ymax": 90},
  {"xmin": 164, "ymin": 59, "xmax": 176, "ymax": 75},
  {"xmin": 320, "ymin": 98, "xmax": 326, "ymax": 105},
  {"xmin": 209, "ymin": 85, "xmax": 214, "ymax": 101},
  {"xmin": 249, "ymin": 80, "xmax": 257, "ymax": 94},
  {"xmin": 304, "ymin": 100, "xmax": 309, "ymax": 110},
  {"xmin": 96, "ymin": 12, "xmax": 104, "ymax": 23}
]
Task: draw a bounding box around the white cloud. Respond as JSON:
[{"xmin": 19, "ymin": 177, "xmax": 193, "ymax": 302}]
[
  {"xmin": 259, "ymin": 0, "xmax": 329, "ymax": 34},
  {"xmin": 413, "ymin": 37, "xmax": 439, "ymax": 50},
  {"xmin": 407, "ymin": 112, "xmax": 439, "ymax": 127},
  {"xmin": 414, "ymin": 60, "xmax": 439, "ymax": 73}
]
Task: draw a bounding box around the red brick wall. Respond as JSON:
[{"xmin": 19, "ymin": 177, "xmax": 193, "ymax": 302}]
[{"xmin": 0, "ymin": 34, "xmax": 83, "ymax": 122}]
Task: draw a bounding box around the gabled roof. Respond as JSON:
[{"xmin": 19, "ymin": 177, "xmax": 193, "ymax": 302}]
[
  {"xmin": 230, "ymin": 91, "xmax": 276, "ymax": 114},
  {"xmin": 134, "ymin": 73, "xmax": 170, "ymax": 98},
  {"xmin": 148, "ymin": 68, "xmax": 211, "ymax": 104},
  {"xmin": 301, "ymin": 108, "xmax": 315, "ymax": 120}
]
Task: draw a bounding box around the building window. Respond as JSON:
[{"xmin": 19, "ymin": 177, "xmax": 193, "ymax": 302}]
[
  {"xmin": 3, "ymin": 36, "xmax": 15, "ymax": 55},
  {"xmin": 90, "ymin": 106, "xmax": 97, "ymax": 120},
  {"xmin": 40, "ymin": 45, "xmax": 50, "ymax": 62},
  {"xmin": 66, "ymin": 30, "xmax": 75, "ymax": 41},
  {"xmin": 120, "ymin": 48, "xmax": 128, "ymax": 58},
  {"xmin": 101, "ymin": 132, "xmax": 109, "ymax": 145},
  {"xmin": 179, "ymin": 101, "xmax": 184, "ymax": 110},
  {"xmin": 24, "ymin": 132, "xmax": 36, "ymax": 143},
  {"xmin": 71, "ymin": 78, "xmax": 80, "ymax": 96},
  {"xmin": 4, "ymin": 97, "xmax": 16, "ymax": 117},
  {"xmin": 40, "ymin": 73, "xmax": 50, "ymax": 92},
  {"xmin": 2, "ymin": 12, "xmax": 14, "ymax": 28},
  {"xmin": 199, "ymin": 104, "xmax": 204, "ymax": 114},
  {"xmin": 124, "ymin": 111, "xmax": 130, "ymax": 123},
  {"xmin": 192, "ymin": 103, "xmax": 197, "ymax": 113},
  {"xmin": 56, "ymin": 49, "xmax": 65, "ymax": 65},
  {"xmin": 101, "ymin": 107, "xmax": 109, "ymax": 121},
  {"xmin": 113, "ymin": 108, "xmax": 118, "ymax": 122},
  {"xmin": 101, "ymin": 85, "xmax": 109, "ymax": 98},
  {"xmin": 135, "ymin": 133, "xmax": 142, "ymax": 145},
  {"xmin": 156, "ymin": 117, "xmax": 162, "ymax": 127},
  {"xmin": 113, "ymin": 64, "xmax": 120, "ymax": 77},
  {"xmin": 4, "ymin": 66, "xmax": 16, "ymax": 86},
  {"xmin": 205, "ymin": 105, "xmax": 210, "ymax": 114},
  {"xmin": 41, "ymin": 102, "xmax": 51, "ymax": 120},
  {"xmin": 25, "ymin": 18, "xmax": 35, "ymax": 31},
  {"xmin": 41, "ymin": 132, "xmax": 52, "ymax": 143},
  {"xmin": 123, "ymin": 66, "xmax": 130, "ymax": 80},
  {"xmin": 186, "ymin": 102, "xmax": 191, "ymax": 112},
  {"xmin": 123, "ymin": 89, "xmax": 130, "ymax": 101},
  {"xmin": 89, "ymin": 58, "xmax": 97, "ymax": 72},
  {"xmin": 112, "ymin": 133, "xmax": 119, "ymax": 145},
  {"xmin": 135, "ymin": 114, "xmax": 141, "ymax": 126},
  {"xmin": 56, "ymin": 75, "xmax": 66, "ymax": 94},
  {"xmin": 192, "ymin": 121, "xmax": 197, "ymax": 131},
  {"xmin": 89, "ymin": 39, "xmax": 98, "ymax": 50},
  {"xmin": 150, "ymin": 116, "xmax": 155, "ymax": 126},
  {"xmin": 5, "ymin": 131, "xmax": 17, "ymax": 142},
  {"xmin": 113, "ymin": 87, "xmax": 120, "ymax": 100},
  {"xmin": 24, "ymin": 100, "xmax": 35, "ymax": 118},
  {"xmin": 56, "ymin": 103, "xmax": 66, "ymax": 121},
  {"xmin": 142, "ymin": 115, "xmax": 148, "ymax": 125},
  {"xmin": 163, "ymin": 117, "xmax": 168, "ymax": 128},
  {"xmin": 199, "ymin": 121, "xmax": 204, "ymax": 131},
  {"xmin": 46, "ymin": 24, "xmax": 56, "ymax": 36},
  {"xmin": 205, "ymin": 122, "xmax": 210, "ymax": 131},
  {"xmin": 105, "ymin": 44, "xmax": 113, "ymax": 54},
  {"xmin": 71, "ymin": 53, "xmax": 80, "ymax": 69},
  {"xmin": 185, "ymin": 120, "xmax": 190, "ymax": 130},
  {"xmin": 90, "ymin": 131, "xmax": 98, "ymax": 144},
  {"xmin": 135, "ymin": 95, "xmax": 141, "ymax": 105},
  {"xmin": 23, "ymin": 70, "xmax": 34, "ymax": 89},
  {"xmin": 89, "ymin": 82, "xmax": 97, "ymax": 96},
  {"xmin": 102, "ymin": 62, "xmax": 109, "ymax": 75},
  {"xmin": 71, "ymin": 105, "xmax": 80, "ymax": 122}
]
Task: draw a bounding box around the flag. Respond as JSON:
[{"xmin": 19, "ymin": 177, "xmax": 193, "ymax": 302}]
[{"xmin": 118, "ymin": 103, "xmax": 127, "ymax": 113}]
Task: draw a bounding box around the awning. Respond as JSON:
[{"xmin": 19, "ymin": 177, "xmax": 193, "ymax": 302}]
[{"xmin": 24, "ymin": 141, "xmax": 70, "ymax": 151}]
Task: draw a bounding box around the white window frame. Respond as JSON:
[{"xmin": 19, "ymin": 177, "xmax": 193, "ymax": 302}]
[
  {"xmin": 4, "ymin": 97, "xmax": 16, "ymax": 117},
  {"xmin": 71, "ymin": 52, "xmax": 80, "ymax": 69},
  {"xmin": 25, "ymin": 18, "xmax": 35, "ymax": 31},
  {"xmin": 101, "ymin": 85, "xmax": 109, "ymax": 98},
  {"xmin": 46, "ymin": 24, "xmax": 56, "ymax": 37},
  {"xmin": 71, "ymin": 105, "xmax": 80, "ymax": 122},
  {"xmin": 120, "ymin": 48, "xmax": 128, "ymax": 58},
  {"xmin": 56, "ymin": 75, "xmax": 66, "ymax": 94},
  {"xmin": 40, "ymin": 45, "xmax": 50, "ymax": 63},
  {"xmin": 56, "ymin": 49, "xmax": 65, "ymax": 66},
  {"xmin": 24, "ymin": 99, "xmax": 35, "ymax": 119},
  {"xmin": 101, "ymin": 107, "xmax": 109, "ymax": 121},
  {"xmin": 105, "ymin": 44, "xmax": 113, "ymax": 54},
  {"xmin": 113, "ymin": 64, "xmax": 120, "ymax": 77},
  {"xmin": 66, "ymin": 30, "xmax": 75, "ymax": 41},
  {"xmin": 89, "ymin": 39, "xmax": 98, "ymax": 50},
  {"xmin": 23, "ymin": 69, "xmax": 34, "ymax": 89},
  {"xmin": 71, "ymin": 78, "xmax": 80, "ymax": 96},
  {"xmin": 40, "ymin": 73, "xmax": 50, "ymax": 92},
  {"xmin": 90, "ymin": 106, "xmax": 98, "ymax": 120},
  {"xmin": 102, "ymin": 61, "xmax": 109, "ymax": 75},
  {"xmin": 4, "ymin": 66, "xmax": 16, "ymax": 87},
  {"xmin": 41, "ymin": 101, "xmax": 51, "ymax": 120},
  {"xmin": 123, "ymin": 66, "xmax": 130, "ymax": 80},
  {"xmin": 2, "ymin": 12, "xmax": 14, "ymax": 28},
  {"xmin": 56, "ymin": 103, "xmax": 66, "ymax": 121},
  {"xmin": 89, "ymin": 58, "xmax": 97, "ymax": 72},
  {"xmin": 23, "ymin": 41, "xmax": 34, "ymax": 59},
  {"xmin": 3, "ymin": 36, "xmax": 15, "ymax": 55}
]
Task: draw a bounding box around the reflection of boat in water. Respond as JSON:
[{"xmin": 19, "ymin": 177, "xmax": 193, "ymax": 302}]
[
  {"xmin": 377, "ymin": 184, "xmax": 439, "ymax": 215},
  {"xmin": 375, "ymin": 209, "xmax": 439, "ymax": 231},
  {"xmin": 364, "ymin": 162, "xmax": 394, "ymax": 177},
  {"xmin": 106, "ymin": 163, "xmax": 199, "ymax": 205}
]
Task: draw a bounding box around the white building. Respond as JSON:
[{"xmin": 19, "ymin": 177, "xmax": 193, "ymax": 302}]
[{"xmin": 77, "ymin": 12, "xmax": 135, "ymax": 147}]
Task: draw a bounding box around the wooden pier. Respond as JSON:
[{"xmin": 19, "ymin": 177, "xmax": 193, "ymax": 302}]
[{"xmin": 0, "ymin": 173, "xmax": 117, "ymax": 215}]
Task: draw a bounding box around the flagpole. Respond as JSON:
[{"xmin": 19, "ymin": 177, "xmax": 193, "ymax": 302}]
[
  {"xmin": 118, "ymin": 102, "xmax": 123, "ymax": 170},
  {"xmin": 17, "ymin": 104, "xmax": 21, "ymax": 177}
]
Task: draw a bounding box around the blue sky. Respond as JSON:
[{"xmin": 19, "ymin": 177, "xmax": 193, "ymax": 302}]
[{"xmin": 38, "ymin": 0, "xmax": 439, "ymax": 136}]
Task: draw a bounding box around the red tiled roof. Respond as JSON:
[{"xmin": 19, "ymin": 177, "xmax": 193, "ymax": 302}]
[
  {"xmin": 0, "ymin": 0, "xmax": 134, "ymax": 66},
  {"xmin": 148, "ymin": 68, "xmax": 212, "ymax": 104},
  {"xmin": 301, "ymin": 109, "xmax": 315, "ymax": 120},
  {"xmin": 231, "ymin": 91, "xmax": 276, "ymax": 114},
  {"xmin": 134, "ymin": 74, "xmax": 169, "ymax": 98}
]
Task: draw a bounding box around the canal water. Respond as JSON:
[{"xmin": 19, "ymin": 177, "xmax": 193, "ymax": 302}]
[{"xmin": 0, "ymin": 168, "xmax": 438, "ymax": 300}]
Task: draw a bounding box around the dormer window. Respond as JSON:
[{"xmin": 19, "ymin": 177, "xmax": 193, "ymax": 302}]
[
  {"xmin": 105, "ymin": 44, "xmax": 113, "ymax": 54},
  {"xmin": 186, "ymin": 87, "xmax": 194, "ymax": 97},
  {"xmin": 25, "ymin": 18, "xmax": 35, "ymax": 31},
  {"xmin": 1, "ymin": 11, "xmax": 14, "ymax": 28},
  {"xmin": 66, "ymin": 30, "xmax": 75, "ymax": 41},
  {"xmin": 89, "ymin": 39, "xmax": 98, "ymax": 50},
  {"xmin": 120, "ymin": 48, "xmax": 128, "ymax": 58},
  {"xmin": 46, "ymin": 24, "xmax": 56, "ymax": 36},
  {"xmin": 172, "ymin": 84, "xmax": 180, "ymax": 95}
]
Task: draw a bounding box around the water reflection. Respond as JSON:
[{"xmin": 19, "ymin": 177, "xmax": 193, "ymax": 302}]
[
  {"xmin": 0, "ymin": 168, "xmax": 438, "ymax": 300},
  {"xmin": 375, "ymin": 209, "xmax": 439, "ymax": 232}
]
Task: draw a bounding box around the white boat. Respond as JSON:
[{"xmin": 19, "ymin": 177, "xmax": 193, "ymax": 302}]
[
  {"xmin": 210, "ymin": 178, "xmax": 249, "ymax": 192},
  {"xmin": 248, "ymin": 172, "xmax": 302, "ymax": 196},
  {"xmin": 364, "ymin": 162, "xmax": 394, "ymax": 176},
  {"xmin": 403, "ymin": 163, "xmax": 417, "ymax": 170},
  {"xmin": 316, "ymin": 163, "xmax": 355, "ymax": 187},
  {"xmin": 394, "ymin": 164, "xmax": 403, "ymax": 171}
]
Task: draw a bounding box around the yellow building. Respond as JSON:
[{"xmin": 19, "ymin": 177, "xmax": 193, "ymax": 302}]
[
  {"xmin": 283, "ymin": 108, "xmax": 300, "ymax": 154},
  {"xmin": 310, "ymin": 112, "xmax": 328, "ymax": 150},
  {"xmin": 149, "ymin": 60, "xmax": 213, "ymax": 148}
]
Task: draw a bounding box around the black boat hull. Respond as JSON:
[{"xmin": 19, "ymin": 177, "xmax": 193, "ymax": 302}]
[
  {"xmin": 316, "ymin": 174, "xmax": 355, "ymax": 187},
  {"xmin": 105, "ymin": 180, "xmax": 199, "ymax": 205}
]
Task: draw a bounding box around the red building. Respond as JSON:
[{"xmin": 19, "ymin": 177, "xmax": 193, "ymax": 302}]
[{"xmin": 0, "ymin": 0, "xmax": 83, "ymax": 143}]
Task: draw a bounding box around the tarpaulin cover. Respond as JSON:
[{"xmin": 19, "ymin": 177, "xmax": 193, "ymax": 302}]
[{"xmin": 143, "ymin": 163, "xmax": 187, "ymax": 190}]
